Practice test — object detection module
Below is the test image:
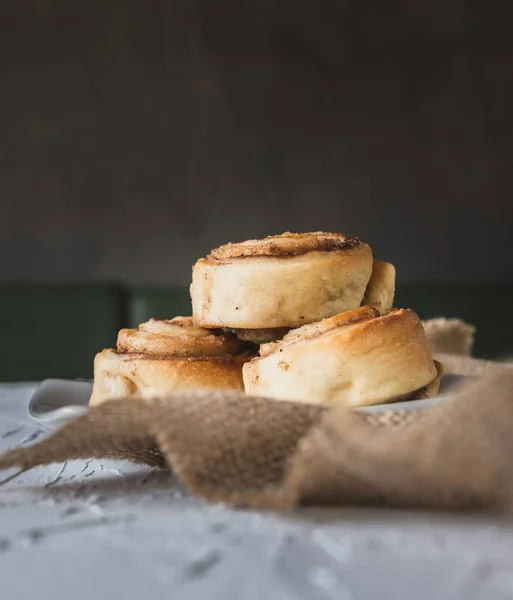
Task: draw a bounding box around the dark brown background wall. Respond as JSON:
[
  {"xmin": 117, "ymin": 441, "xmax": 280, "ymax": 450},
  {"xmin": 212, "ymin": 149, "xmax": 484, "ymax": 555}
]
[{"xmin": 1, "ymin": 0, "xmax": 512, "ymax": 285}]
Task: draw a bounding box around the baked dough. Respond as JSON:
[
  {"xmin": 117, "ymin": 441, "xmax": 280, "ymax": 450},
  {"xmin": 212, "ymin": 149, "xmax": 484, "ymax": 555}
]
[
  {"xmin": 362, "ymin": 260, "xmax": 396, "ymax": 314},
  {"xmin": 89, "ymin": 317, "xmax": 255, "ymax": 406},
  {"xmin": 243, "ymin": 306, "xmax": 441, "ymax": 407},
  {"xmin": 191, "ymin": 231, "xmax": 374, "ymax": 329}
]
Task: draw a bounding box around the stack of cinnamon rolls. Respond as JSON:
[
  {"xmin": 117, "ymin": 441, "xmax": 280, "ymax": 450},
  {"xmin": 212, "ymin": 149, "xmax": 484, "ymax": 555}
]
[{"xmin": 90, "ymin": 232, "xmax": 442, "ymax": 408}]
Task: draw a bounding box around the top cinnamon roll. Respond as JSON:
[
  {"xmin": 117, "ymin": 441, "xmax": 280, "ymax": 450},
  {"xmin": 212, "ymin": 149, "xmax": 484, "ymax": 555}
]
[
  {"xmin": 191, "ymin": 232, "xmax": 374, "ymax": 329},
  {"xmin": 89, "ymin": 317, "xmax": 255, "ymax": 406}
]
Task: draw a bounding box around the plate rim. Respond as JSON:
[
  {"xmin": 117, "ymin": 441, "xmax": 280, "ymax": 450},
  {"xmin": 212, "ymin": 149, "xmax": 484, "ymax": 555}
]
[{"xmin": 28, "ymin": 376, "xmax": 464, "ymax": 429}]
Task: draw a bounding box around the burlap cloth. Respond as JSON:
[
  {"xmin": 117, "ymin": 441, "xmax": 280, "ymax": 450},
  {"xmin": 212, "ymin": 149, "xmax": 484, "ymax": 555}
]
[{"xmin": 1, "ymin": 319, "xmax": 512, "ymax": 513}]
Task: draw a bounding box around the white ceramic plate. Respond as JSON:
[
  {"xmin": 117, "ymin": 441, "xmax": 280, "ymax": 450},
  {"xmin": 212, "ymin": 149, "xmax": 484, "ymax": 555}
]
[
  {"xmin": 29, "ymin": 379, "xmax": 91, "ymax": 428},
  {"xmin": 28, "ymin": 374, "xmax": 469, "ymax": 430}
]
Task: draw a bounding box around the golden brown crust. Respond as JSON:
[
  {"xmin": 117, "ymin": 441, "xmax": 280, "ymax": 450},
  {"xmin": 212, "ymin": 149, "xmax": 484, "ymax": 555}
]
[
  {"xmin": 207, "ymin": 232, "xmax": 360, "ymax": 261},
  {"xmin": 89, "ymin": 317, "xmax": 256, "ymax": 407},
  {"xmin": 192, "ymin": 232, "xmax": 374, "ymax": 329},
  {"xmin": 117, "ymin": 317, "xmax": 251, "ymax": 358},
  {"xmin": 384, "ymin": 359, "xmax": 444, "ymax": 404},
  {"xmin": 411, "ymin": 360, "xmax": 444, "ymax": 399},
  {"xmin": 243, "ymin": 307, "xmax": 440, "ymax": 408},
  {"xmin": 259, "ymin": 306, "xmax": 379, "ymax": 357},
  {"xmin": 362, "ymin": 261, "xmax": 396, "ymax": 315}
]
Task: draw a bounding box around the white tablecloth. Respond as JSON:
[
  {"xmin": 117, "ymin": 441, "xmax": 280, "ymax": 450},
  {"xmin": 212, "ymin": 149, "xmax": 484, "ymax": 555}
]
[{"xmin": 1, "ymin": 384, "xmax": 513, "ymax": 599}]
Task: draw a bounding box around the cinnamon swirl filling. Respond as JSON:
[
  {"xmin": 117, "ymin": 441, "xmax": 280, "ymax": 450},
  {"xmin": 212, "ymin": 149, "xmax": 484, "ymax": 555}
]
[
  {"xmin": 207, "ymin": 232, "xmax": 361, "ymax": 261},
  {"xmin": 117, "ymin": 317, "xmax": 251, "ymax": 358}
]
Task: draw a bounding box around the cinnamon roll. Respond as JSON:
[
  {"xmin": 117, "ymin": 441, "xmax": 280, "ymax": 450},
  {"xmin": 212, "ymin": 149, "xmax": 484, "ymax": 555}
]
[
  {"xmin": 243, "ymin": 306, "xmax": 442, "ymax": 408},
  {"xmin": 362, "ymin": 260, "xmax": 396, "ymax": 315},
  {"xmin": 191, "ymin": 232, "xmax": 374, "ymax": 329},
  {"xmin": 89, "ymin": 317, "xmax": 255, "ymax": 406}
]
